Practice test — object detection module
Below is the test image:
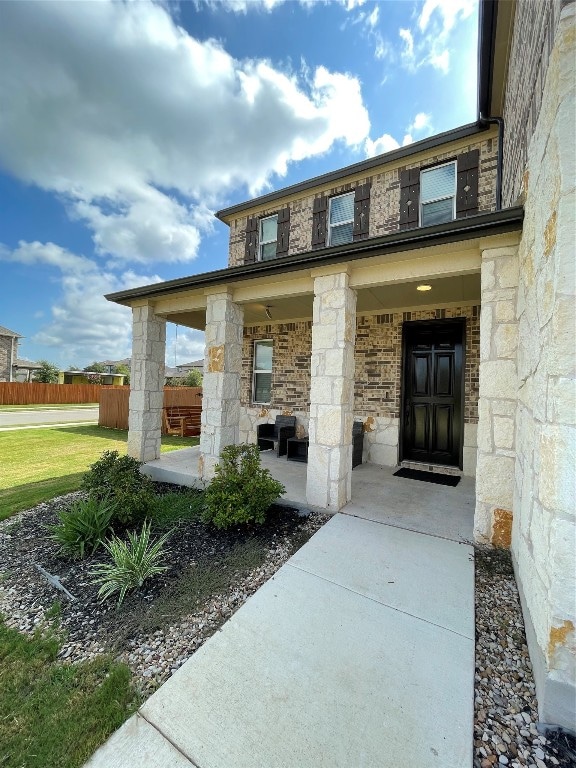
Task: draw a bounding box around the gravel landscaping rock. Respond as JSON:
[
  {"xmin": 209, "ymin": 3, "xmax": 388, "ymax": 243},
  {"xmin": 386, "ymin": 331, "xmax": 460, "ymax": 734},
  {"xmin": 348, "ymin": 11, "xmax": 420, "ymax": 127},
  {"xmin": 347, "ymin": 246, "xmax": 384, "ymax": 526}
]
[
  {"xmin": 2, "ymin": 495, "xmax": 574, "ymax": 765},
  {"xmin": 474, "ymin": 547, "xmax": 575, "ymax": 768}
]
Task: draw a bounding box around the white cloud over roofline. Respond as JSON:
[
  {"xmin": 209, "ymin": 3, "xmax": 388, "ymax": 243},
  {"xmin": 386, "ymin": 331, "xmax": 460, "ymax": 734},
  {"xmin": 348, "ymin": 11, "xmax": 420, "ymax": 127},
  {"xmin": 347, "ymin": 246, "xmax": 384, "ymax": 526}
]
[{"xmin": 0, "ymin": 0, "xmax": 370, "ymax": 266}]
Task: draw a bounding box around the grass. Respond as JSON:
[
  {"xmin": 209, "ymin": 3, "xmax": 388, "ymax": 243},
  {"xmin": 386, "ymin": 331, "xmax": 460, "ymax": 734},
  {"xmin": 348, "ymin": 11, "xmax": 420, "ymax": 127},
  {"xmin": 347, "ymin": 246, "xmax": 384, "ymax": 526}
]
[
  {"xmin": 0, "ymin": 619, "xmax": 136, "ymax": 768},
  {"xmin": 0, "ymin": 404, "xmax": 99, "ymax": 412},
  {"xmin": 0, "ymin": 425, "xmax": 199, "ymax": 521}
]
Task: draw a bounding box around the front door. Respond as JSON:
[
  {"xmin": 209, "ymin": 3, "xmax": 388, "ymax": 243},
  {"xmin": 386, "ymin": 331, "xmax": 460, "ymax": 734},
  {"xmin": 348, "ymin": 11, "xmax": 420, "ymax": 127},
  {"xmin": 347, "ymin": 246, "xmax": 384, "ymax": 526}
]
[{"xmin": 401, "ymin": 320, "xmax": 465, "ymax": 467}]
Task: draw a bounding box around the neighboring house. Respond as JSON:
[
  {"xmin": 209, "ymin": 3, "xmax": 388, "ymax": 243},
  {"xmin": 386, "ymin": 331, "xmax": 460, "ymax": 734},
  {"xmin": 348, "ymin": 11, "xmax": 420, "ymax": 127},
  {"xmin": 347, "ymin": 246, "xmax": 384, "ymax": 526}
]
[
  {"xmin": 165, "ymin": 359, "xmax": 204, "ymax": 383},
  {"xmin": 12, "ymin": 358, "xmax": 42, "ymax": 382},
  {"xmin": 58, "ymin": 371, "xmax": 126, "ymax": 386},
  {"xmin": 107, "ymin": 0, "xmax": 575, "ymax": 730},
  {"xmin": 0, "ymin": 324, "xmax": 22, "ymax": 382}
]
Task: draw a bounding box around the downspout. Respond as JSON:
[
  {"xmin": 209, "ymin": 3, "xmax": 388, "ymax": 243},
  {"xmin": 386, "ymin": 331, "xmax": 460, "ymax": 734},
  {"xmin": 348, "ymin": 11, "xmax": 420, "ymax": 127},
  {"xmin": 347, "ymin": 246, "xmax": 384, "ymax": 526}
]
[
  {"xmin": 479, "ymin": 114, "xmax": 504, "ymax": 210},
  {"xmin": 10, "ymin": 336, "xmax": 15, "ymax": 382}
]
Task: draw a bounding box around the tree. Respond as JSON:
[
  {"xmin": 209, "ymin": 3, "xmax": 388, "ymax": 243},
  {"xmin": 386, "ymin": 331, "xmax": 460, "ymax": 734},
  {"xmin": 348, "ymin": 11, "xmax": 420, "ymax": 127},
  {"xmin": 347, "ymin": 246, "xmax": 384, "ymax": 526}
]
[
  {"xmin": 183, "ymin": 369, "xmax": 202, "ymax": 387},
  {"xmin": 33, "ymin": 360, "xmax": 60, "ymax": 383},
  {"xmin": 84, "ymin": 362, "xmax": 107, "ymax": 373},
  {"xmin": 114, "ymin": 363, "xmax": 130, "ymax": 385}
]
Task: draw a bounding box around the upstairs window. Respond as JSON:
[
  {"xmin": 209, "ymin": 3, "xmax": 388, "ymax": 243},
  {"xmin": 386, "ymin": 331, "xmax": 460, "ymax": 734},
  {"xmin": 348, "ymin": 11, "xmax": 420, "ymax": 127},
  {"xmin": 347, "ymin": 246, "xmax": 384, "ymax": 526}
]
[
  {"xmin": 259, "ymin": 215, "xmax": 278, "ymax": 261},
  {"xmin": 328, "ymin": 192, "xmax": 354, "ymax": 246},
  {"xmin": 420, "ymin": 161, "xmax": 456, "ymax": 227},
  {"xmin": 252, "ymin": 340, "xmax": 273, "ymax": 404}
]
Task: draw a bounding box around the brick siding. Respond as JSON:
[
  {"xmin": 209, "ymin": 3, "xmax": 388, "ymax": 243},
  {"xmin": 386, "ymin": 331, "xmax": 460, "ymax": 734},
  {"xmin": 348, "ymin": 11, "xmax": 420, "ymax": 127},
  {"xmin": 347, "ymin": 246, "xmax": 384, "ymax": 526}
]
[
  {"xmin": 502, "ymin": 0, "xmax": 561, "ymax": 207},
  {"xmin": 228, "ymin": 136, "xmax": 499, "ymax": 267},
  {"xmin": 0, "ymin": 336, "xmax": 15, "ymax": 382},
  {"xmin": 241, "ymin": 306, "xmax": 480, "ymax": 424}
]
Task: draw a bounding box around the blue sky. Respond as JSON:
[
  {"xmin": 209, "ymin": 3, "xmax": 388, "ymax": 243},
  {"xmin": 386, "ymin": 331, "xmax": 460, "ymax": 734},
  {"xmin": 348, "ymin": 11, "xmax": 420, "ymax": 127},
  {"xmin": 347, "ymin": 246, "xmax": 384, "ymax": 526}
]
[{"xmin": 0, "ymin": 0, "xmax": 478, "ymax": 369}]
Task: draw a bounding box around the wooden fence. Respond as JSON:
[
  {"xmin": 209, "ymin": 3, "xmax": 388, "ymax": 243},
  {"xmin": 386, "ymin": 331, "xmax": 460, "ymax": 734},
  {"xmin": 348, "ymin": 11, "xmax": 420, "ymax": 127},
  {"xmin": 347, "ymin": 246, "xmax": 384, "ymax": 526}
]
[
  {"xmin": 0, "ymin": 381, "xmax": 105, "ymax": 405},
  {"xmin": 99, "ymin": 387, "xmax": 202, "ymax": 432}
]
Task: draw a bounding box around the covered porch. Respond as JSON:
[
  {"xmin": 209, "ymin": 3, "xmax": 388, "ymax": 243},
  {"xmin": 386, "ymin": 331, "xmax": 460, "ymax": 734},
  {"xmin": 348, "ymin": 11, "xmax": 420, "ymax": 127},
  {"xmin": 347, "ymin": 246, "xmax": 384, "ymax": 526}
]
[
  {"xmin": 107, "ymin": 225, "xmax": 522, "ymax": 542},
  {"xmin": 142, "ymin": 445, "xmax": 475, "ymax": 543}
]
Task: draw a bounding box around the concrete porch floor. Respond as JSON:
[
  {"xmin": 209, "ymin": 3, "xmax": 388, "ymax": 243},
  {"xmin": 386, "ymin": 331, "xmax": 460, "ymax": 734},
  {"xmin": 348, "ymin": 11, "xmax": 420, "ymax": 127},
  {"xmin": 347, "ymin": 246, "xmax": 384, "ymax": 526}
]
[{"xmin": 142, "ymin": 445, "xmax": 475, "ymax": 543}]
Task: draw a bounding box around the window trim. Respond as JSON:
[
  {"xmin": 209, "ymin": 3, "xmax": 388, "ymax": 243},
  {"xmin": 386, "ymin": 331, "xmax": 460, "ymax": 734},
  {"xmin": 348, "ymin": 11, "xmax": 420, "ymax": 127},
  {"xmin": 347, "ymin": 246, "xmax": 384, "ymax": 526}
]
[
  {"xmin": 258, "ymin": 215, "xmax": 278, "ymax": 261},
  {"xmin": 327, "ymin": 191, "xmax": 355, "ymax": 247},
  {"xmin": 252, "ymin": 339, "xmax": 273, "ymax": 405},
  {"xmin": 419, "ymin": 160, "xmax": 456, "ymax": 227}
]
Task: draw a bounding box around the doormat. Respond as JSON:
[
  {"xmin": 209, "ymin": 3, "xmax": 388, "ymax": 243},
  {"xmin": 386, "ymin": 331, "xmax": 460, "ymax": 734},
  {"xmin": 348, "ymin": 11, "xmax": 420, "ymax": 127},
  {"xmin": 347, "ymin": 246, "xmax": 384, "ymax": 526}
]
[{"xmin": 393, "ymin": 468, "xmax": 461, "ymax": 487}]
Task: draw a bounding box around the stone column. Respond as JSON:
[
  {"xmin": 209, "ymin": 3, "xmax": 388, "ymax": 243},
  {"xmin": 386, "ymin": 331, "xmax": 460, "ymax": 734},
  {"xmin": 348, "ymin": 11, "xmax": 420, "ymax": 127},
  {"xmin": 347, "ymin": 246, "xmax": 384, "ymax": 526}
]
[
  {"xmin": 127, "ymin": 304, "xmax": 166, "ymax": 462},
  {"xmin": 474, "ymin": 246, "xmax": 519, "ymax": 544},
  {"xmin": 306, "ymin": 271, "xmax": 356, "ymax": 510},
  {"xmin": 199, "ymin": 290, "xmax": 243, "ymax": 480}
]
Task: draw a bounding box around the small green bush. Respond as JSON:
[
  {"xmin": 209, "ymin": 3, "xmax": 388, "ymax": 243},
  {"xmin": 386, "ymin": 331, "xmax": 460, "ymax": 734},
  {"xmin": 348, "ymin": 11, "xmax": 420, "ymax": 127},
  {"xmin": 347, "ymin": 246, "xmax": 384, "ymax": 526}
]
[
  {"xmin": 49, "ymin": 495, "xmax": 118, "ymax": 559},
  {"xmin": 90, "ymin": 521, "xmax": 170, "ymax": 606},
  {"xmin": 203, "ymin": 444, "xmax": 285, "ymax": 530},
  {"xmin": 81, "ymin": 450, "xmax": 154, "ymax": 528}
]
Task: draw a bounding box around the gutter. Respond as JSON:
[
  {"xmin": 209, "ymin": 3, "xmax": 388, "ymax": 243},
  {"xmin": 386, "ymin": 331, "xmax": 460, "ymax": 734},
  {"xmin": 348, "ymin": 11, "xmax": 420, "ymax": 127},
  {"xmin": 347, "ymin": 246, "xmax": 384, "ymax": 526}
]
[
  {"xmin": 106, "ymin": 207, "xmax": 524, "ymax": 305},
  {"xmin": 216, "ymin": 121, "xmax": 490, "ymax": 222},
  {"xmin": 478, "ymin": 0, "xmax": 504, "ymax": 210}
]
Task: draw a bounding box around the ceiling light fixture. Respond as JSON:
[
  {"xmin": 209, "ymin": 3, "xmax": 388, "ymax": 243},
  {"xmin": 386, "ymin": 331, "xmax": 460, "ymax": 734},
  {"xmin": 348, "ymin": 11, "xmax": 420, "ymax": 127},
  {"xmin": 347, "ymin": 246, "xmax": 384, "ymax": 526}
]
[
  {"xmin": 416, "ymin": 284, "xmax": 432, "ymax": 292},
  {"xmin": 265, "ymin": 306, "xmax": 273, "ymax": 320}
]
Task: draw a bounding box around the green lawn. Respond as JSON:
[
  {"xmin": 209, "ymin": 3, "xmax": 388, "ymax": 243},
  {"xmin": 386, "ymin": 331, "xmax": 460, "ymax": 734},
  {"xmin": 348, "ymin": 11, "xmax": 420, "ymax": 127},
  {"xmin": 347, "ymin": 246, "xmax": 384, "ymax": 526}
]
[
  {"xmin": 0, "ymin": 404, "xmax": 99, "ymax": 412},
  {"xmin": 0, "ymin": 620, "xmax": 136, "ymax": 768},
  {"xmin": 0, "ymin": 425, "xmax": 199, "ymax": 520}
]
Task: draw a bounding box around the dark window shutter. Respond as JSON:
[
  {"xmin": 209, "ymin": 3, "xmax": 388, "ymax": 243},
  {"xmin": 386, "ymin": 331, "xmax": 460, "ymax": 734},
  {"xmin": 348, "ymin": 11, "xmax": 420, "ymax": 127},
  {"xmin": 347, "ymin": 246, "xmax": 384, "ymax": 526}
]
[
  {"xmin": 353, "ymin": 183, "xmax": 371, "ymax": 240},
  {"xmin": 276, "ymin": 207, "xmax": 290, "ymax": 256},
  {"xmin": 456, "ymin": 150, "xmax": 479, "ymax": 217},
  {"xmin": 244, "ymin": 216, "xmax": 258, "ymax": 263},
  {"xmin": 311, "ymin": 195, "xmax": 327, "ymax": 248},
  {"xmin": 399, "ymin": 168, "xmax": 420, "ymax": 229}
]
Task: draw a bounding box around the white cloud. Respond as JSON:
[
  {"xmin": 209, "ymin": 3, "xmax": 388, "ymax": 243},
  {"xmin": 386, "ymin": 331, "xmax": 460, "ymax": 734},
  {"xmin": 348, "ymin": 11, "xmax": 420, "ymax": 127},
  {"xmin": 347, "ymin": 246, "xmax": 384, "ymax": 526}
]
[
  {"xmin": 167, "ymin": 328, "xmax": 206, "ymax": 368},
  {"xmin": 399, "ymin": 28, "xmax": 415, "ymax": 64},
  {"xmin": 0, "ymin": 241, "xmax": 163, "ymax": 367},
  {"xmin": 365, "ymin": 111, "xmax": 434, "ymax": 158},
  {"xmin": 364, "ymin": 133, "xmax": 399, "ymax": 159},
  {"xmin": 398, "ymin": 0, "xmax": 475, "ymax": 74},
  {"xmin": 419, "ymin": 0, "xmax": 475, "ymax": 34},
  {"xmin": 0, "ymin": 0, "xmax": 370, "ymax": 266}
]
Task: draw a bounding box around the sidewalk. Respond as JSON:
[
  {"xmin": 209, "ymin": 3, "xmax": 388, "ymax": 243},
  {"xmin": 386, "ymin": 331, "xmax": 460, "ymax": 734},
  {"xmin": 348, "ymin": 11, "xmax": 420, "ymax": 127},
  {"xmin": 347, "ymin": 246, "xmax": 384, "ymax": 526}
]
[{"xmin": 86, "ymin": 512, "xmax": 475, "ymax": 768}]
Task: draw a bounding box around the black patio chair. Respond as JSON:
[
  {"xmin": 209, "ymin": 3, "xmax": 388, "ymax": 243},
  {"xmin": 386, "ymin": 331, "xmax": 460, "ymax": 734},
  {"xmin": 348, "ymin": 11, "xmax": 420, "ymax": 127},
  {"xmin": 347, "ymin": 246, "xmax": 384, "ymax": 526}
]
[{"xmin": 257, "ymin": 415, "xmax": 296, "ymax": 457}]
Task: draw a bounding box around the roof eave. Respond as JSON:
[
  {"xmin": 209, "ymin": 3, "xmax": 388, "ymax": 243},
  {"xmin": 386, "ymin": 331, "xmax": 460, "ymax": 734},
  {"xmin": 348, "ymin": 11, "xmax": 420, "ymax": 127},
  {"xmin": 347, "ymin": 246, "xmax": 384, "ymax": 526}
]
[
  {"xmin": 106, "ymin": 207, "xmax": 524, "ymax": 306},
  {"xmin": 215, "ymin": 122, "xmax": 489, "ymax": 223}
]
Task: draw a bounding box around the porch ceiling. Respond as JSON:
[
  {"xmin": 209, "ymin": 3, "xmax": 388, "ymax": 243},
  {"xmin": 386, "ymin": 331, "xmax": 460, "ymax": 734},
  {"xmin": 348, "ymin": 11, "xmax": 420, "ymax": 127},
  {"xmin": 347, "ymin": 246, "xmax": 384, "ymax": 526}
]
[{"xmin": 164, "ymin": 273, "xmax": 481, "ymax": 329}]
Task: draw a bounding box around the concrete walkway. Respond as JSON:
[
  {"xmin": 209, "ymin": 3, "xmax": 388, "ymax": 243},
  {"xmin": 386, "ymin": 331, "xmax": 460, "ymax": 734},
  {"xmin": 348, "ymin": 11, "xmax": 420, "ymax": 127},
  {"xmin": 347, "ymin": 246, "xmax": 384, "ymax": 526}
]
[{"xmin": 86, "ymin": 466, "xmax": 475, "ymax": 768}]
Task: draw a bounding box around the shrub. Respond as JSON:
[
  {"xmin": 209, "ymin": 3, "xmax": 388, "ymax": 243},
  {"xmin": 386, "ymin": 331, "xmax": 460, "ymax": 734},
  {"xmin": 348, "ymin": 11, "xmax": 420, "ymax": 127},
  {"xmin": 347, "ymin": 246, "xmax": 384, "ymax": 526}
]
[
  {"xmin": 49, "ymin": 495, "xmax": 118, "ymax": 559},
  {"xmin": 81, "ymin": 450, "xmax": 155, "ymax": 528},
  {"xmin": 90, "ymin": 521, "xmax": 170, "ymax": 606},
  {"xmin": 203, "ymin": 444, "xmax": 285, "ymax": 530}
]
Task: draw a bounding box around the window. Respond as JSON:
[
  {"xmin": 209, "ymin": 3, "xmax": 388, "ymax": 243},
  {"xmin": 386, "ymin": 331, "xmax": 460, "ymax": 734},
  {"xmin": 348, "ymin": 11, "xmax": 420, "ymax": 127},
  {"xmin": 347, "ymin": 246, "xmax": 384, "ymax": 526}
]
[
  {"xmin": 259, "ymin": 215, "xmax": 278, "ymax": 261},
  {"xmin": 420, "ymin": 161, "xmax": 456, "ymax": 227},
  {"xmin": 253, "ymin": 340, "xmax": 273, "ymax": 404},
  {"xmin": 328, "ymin": 192, "xmax": 354, "ymax": 246}
]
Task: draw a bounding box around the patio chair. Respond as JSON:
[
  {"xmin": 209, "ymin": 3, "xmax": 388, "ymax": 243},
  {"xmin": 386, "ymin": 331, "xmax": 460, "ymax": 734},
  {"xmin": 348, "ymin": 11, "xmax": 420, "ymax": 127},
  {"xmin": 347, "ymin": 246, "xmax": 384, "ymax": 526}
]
[{"xmin": 257, "ymin": 415, "xmax": 296, "ymax": 457}]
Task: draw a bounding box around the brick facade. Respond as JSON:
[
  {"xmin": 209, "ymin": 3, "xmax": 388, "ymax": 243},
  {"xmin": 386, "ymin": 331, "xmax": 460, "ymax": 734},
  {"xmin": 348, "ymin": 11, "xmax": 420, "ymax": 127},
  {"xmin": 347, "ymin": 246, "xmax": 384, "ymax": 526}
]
[
  {"xmin": 241, "ymin": 305, "xmax": 480, "ymax": 424},
  {"xmin": 0, "ymin": 335, "xmax": 17, "ymax": 382},
  {"xmin": 501, "ymin": 0, "xmax": 561, "ymax": 207},
  {"xmin": 228, "ymin": 135, "xmax": 498, "ymax": 268}
]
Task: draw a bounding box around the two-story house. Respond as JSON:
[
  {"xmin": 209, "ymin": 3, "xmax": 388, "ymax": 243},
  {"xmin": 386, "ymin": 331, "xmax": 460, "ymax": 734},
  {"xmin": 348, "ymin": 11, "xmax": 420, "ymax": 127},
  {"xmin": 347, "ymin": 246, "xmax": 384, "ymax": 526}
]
[
  {"xmin": 107, "ymin": 0, "xmax": 574, "ymax": 731},
  {"xmin": 0, "ymin": 324, "xmax": 22, "ymax": 382}
]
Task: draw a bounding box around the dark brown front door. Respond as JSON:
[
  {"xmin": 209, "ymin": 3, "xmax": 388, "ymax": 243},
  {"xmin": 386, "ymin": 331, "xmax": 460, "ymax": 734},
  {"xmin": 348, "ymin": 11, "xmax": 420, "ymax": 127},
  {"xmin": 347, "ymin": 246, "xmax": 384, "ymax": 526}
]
[{"xmin": 401, "ymin": 320, "xmax": 465, "ymax": 468}]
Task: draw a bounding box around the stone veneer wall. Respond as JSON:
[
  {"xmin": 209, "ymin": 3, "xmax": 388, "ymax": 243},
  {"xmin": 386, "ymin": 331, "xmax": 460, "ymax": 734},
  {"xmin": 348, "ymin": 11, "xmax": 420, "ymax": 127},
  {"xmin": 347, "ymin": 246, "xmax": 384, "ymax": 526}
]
[
  {"xmin": 501, "ymin": 0, "xmax": 562, "ymax": 207},
  {"xmin": 0, "ymin": 335, "xmax": 15, "ymax": 382},
  {"xmin": 227, "ymin": 135, "xmax": 498, "ymax": 267},
  {"xmin": 240, "ymin": 304, "xmax": 480, "ymax": 475},
  {"xmin": 507, "ymin": 2, "xmax": 575, "ymax": 730}
]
